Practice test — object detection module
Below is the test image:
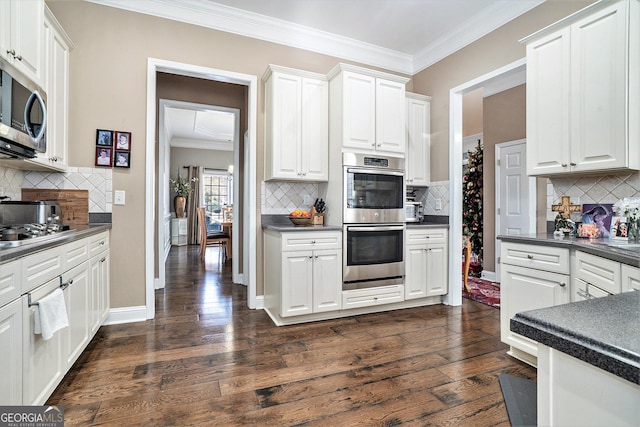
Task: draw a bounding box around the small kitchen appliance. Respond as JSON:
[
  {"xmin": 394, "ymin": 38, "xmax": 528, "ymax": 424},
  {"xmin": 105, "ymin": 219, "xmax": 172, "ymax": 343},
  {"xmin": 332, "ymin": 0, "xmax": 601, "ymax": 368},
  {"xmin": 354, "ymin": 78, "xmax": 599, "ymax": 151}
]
[
  {"xmin": 405, "ymin": 201, "xmax": 423, "ymax": 223},
  {"xmin": 0, "ymin": 201, "xmax": 71, "ymax": 248}
]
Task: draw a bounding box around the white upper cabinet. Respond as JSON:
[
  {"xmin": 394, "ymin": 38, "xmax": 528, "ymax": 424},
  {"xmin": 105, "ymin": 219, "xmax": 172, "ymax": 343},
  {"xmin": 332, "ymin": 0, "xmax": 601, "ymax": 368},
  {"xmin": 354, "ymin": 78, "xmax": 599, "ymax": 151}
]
[
  {"xmin": 524, "ymin": 0, "xmax": 639, "ymax": 175},
  {"xmin": 263, "ymin": 65, "xmax": 328, "ymax": 181},
  {"xmin": 329, "ymin": 63, "xmax": 409, "ymax": 155},
  {"xmin": 406, "ymin": 93, "xmax": 431, "ymax": 186},
  {"xmin": 0, "ymin": 0, "xmax": 44, "ymax": 86}
]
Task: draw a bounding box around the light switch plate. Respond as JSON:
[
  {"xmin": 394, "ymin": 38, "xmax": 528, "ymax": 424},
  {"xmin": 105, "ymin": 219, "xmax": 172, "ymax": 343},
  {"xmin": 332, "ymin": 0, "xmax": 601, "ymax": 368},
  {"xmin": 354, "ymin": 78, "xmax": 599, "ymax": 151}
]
[
  {"xmin": 435, "ymin": 198, "xmax": 442, "ymax": 210},
  {"xmin": 114, "ymin": 190, "xmax": 126, "ymax": 205}
]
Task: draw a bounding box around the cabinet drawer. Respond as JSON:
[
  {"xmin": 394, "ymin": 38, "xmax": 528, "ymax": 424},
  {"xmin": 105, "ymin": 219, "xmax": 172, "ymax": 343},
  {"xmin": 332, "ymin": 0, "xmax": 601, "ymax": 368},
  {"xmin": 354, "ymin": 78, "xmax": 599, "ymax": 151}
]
[
  {"xmin": 89, "ymin": 231, "xmax": 110, "ymax": 257},
  {"xmin": 621, "ymin": 264, "xmax": 640, "ymax": 292},
  {"xmin": 21, "ymin": 247, "xmax": 64, "ymax": 293},
  {"xmin": 281, "ymin": 231, "xmax": 341, "ymax": 251},
  {"xmin": 406, "ymin": 228, "xmax": 447, "ymax": 244},
  {"xmin": 342, "ymin": 284, "xmax": 404, "ymax": 309},
  {"xmin": 0, "ymin": 260, "xmax": 21, "ymax": 308},
  {"xmin": 501, "ymin": 242, "xmax": 570, "ymax": 274},
  {"xmin": 574, "ymin": 251, "xmax": 621, "ymax": 295},
  {"xmin": 63, "ymin": 238, "xmax": 89, "ymax": 270}
]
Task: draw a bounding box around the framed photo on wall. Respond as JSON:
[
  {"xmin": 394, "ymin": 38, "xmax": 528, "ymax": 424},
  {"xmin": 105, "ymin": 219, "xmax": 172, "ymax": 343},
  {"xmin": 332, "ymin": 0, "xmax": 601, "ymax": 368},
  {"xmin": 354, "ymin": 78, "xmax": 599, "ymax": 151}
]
[
  {"xmin": 96, "ymin": 129, "xmax": 113, "ymax": 146},
  {"xmin": 115, "ymin": 131, "xmax": 131, "ymax": 151},
  {"xmin": 114, "ymin": 150, "xmax": 130, "ymax": 168},
  {"xmin": 95, "ymin": 147, "xmax": 112, "ymax": 166}
]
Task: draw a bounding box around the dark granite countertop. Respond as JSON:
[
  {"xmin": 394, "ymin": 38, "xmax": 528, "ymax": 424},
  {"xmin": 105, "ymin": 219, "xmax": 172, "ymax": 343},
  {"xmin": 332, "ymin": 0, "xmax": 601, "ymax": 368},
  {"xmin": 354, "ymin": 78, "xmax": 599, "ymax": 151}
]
[
  {"xmin": 511, "ymin": 291, "xmax": 640, "ymax": 384},
  {"xmin": 0, "ymin": 224, "xmax": 111, "ymax": 264},
  {"xmin": 406, "ymin": 222, "xmax": 450, "ymax": 229},
  {"xmin": 498, "ymin": 233, "xmax": 640, "ymax": 267},
  {"xmin": 261, "ymin": 215, "xmax": 342, "ymax": 232}
]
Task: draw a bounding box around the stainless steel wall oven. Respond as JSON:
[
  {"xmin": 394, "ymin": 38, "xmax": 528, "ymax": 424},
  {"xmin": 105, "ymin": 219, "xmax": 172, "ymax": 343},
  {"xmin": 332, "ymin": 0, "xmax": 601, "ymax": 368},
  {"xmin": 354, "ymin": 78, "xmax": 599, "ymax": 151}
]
[{"xmin": 342, "ymin": 153, "xmax": 405, "ymax": 290}]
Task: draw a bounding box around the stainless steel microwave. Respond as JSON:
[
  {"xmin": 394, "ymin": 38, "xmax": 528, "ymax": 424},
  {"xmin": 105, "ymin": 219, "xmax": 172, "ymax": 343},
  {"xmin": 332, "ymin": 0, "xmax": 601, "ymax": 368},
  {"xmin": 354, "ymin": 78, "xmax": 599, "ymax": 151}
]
[{"xmin": 0, "ymin": 58, "xmax": 46, "ymax": 159}]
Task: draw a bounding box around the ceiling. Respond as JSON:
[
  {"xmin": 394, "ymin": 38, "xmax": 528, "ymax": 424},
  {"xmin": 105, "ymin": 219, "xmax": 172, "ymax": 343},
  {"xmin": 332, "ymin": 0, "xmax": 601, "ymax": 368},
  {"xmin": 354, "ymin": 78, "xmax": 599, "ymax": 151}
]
[{"xmin": 92, "ymin": 0, "xmax": 541, "ymax": 147}]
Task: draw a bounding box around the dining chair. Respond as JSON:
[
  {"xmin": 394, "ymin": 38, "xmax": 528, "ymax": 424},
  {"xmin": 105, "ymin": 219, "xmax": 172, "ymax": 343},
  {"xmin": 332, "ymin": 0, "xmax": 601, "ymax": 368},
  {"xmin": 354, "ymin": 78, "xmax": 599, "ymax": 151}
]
[{"xmin": 197, "ymin": 207, "xmax": 230, "ymax": 263}]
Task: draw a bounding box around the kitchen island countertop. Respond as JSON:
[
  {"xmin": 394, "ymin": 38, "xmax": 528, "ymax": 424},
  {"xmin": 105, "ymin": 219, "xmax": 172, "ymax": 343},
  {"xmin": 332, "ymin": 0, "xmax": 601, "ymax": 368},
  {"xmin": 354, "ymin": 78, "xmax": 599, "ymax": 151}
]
[{"xmin": 511, "ymin": 291, "xmax": 640, "ymax": 384}]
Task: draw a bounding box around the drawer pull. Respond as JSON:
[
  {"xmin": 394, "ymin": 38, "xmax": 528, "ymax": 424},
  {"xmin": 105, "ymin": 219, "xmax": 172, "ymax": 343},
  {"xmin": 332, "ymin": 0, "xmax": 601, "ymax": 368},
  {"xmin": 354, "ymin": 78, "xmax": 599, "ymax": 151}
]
[
  {"xmin": 311, "ymin": 240, "xmax": 316, "ymax": 244},
  {"xmin": 559, "ymin": 282, "xmax": 566, "ymax": 287},
  {"xmin": 526, "ymin": 254, "xmax": 533, "ymax": 260},
  {"xmin": 577, "ymin": 289, "xmax": 595, "ymax": 300}
]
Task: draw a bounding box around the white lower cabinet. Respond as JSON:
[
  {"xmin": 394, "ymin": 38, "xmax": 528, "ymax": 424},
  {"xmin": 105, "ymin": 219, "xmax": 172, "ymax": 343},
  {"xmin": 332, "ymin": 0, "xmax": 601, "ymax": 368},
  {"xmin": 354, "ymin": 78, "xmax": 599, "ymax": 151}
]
[
  {"xmin": 0, "ymin": 230, "xmax": 110, "ymax": 405},
  {"xmin": 405, "ymin": 228, "xmax": 448, "ymax": 299},
  {"xmin": 264, "ymin": 230, "xmax": 342, "ymax": 321},
  {"xmin": 0, "ymin": 297, "xmax": 23, "ymax": 405},
  {"xmin": 622, "ymin": 264, "xmax": 640, "ymax": 292},
  {"xmin": 500, "ymin": 242, "xmax": 570, "ymax": 366},
  {"xmin": 342, "ymin": 285, "xmax": 404, "ymax": 309},
  {"xmin": 62, "ymin": 261, "xmax": 90, "ymax": 368}
]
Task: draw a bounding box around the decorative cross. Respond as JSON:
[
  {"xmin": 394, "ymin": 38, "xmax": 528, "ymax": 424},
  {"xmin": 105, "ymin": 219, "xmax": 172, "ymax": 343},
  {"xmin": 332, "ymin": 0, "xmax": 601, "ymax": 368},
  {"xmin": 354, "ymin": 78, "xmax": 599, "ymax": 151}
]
[{"xmin": 552, "ymin": 196, "xmax": 581, "ymax": 219}]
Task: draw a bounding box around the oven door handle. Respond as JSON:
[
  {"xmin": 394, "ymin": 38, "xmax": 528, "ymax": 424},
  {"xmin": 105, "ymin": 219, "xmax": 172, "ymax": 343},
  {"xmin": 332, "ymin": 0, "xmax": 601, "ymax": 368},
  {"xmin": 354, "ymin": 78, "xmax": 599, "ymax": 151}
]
[
  {"xmin": 346, "ymin": 168, "xmax": 404, "ymax": 177},
  {"xmin": 347, "ymin": 226, "xmax": 405, "ymax": 232}
]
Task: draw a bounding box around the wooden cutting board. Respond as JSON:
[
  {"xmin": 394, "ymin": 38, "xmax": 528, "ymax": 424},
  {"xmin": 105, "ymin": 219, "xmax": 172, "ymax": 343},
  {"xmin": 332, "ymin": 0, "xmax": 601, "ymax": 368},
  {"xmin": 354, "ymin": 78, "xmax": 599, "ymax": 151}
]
[{"xmin": 21, "ymin": 189, "xmax": 89, "ymax": 227}]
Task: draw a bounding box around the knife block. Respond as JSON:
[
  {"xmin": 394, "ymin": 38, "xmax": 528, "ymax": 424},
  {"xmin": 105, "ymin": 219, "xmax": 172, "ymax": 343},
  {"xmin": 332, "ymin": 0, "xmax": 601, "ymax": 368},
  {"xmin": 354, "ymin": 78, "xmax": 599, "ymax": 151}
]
[{"xmin": 310, "ymin": 206, "xmax": 324, "ymax": 225}]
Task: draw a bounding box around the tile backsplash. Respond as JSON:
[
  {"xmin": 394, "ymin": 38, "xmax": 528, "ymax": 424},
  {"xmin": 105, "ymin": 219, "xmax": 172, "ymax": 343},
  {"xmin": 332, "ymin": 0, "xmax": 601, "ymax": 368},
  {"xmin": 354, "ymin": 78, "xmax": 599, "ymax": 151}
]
[
  {"xmin": 546, "ymin": 172, "xmax": 640, "ymax": 221},
  {"xmin": 0, "ymin": 165, "xmax": 113, "ymax": 213},
  {"xmin": 261, "ymin": 181, "xmax": 319, "ymax": 214}
]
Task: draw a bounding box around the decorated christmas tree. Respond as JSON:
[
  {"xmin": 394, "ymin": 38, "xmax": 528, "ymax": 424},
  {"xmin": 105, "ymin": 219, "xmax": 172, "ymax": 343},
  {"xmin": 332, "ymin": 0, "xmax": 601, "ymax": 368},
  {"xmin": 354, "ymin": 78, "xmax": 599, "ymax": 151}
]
[{"xmin": 463, "ymin": 140, "xmax": 483, "ymax": 271}]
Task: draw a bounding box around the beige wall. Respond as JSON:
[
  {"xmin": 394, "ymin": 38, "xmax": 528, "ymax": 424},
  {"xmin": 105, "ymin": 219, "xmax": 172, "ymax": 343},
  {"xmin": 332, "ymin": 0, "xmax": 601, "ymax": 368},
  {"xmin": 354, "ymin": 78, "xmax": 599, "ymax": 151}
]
[
  {"xmin": 412, "ymin": 0, "xmax": 595, "ymax": 182},
  {"xmin": 462, "ymin": 89, "xmax": 484, "ymax": 137},
  {"xmin": 47, "ymin": 0, "xmax": 354, "ymax": 307},
  {"xmin": 482, "ymin": 84, "xmax": 527, "ymax": 272}
]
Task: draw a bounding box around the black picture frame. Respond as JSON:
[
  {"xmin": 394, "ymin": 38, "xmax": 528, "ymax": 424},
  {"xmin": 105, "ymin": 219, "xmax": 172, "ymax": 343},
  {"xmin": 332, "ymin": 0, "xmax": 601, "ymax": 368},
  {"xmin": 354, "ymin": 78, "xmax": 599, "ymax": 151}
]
[
  {"xmin": 96, "ymin": 129, "xmax": 113, "ymax": 146},
  {"xmin": 95, "ymin": 147, "xmax": 112, "ymax": 167},
  {"xmin": 113, "ymin": 150, "xmax": 130, "ymax": 168},
  {"xmin": 114, "ymin": 131, "xmax": 131, "ymax": 151}
]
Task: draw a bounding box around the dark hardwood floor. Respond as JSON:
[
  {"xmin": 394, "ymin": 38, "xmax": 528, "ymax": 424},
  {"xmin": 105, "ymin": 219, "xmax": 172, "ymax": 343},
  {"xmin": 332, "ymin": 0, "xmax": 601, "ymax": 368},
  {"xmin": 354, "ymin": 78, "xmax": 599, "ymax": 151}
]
[{"xmin": 47, "ymin": 245, "xmax": 535, "ymax": 426}]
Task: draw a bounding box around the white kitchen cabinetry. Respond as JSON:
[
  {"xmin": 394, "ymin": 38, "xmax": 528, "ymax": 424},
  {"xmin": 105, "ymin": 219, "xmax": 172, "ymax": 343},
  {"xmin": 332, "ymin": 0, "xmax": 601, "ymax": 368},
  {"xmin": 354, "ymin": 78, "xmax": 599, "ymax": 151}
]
[
  {"xmin": 0, "ymin": 230, "xmax": 110, "ymax": 405},
  {"xmin": 342, "ymin": 284, "xmax": 404, "ymax": 309},
  {"xmin": 264, "ymin": 65, "xmax": 328, "ymax": 181},
  {"xmin": 89, "ymin": 231, "xmax": 110, "ymax": 332},
  {"xmin": 572, "ymin": 250, "xmax": 621, "ymax": 301},
  {"xmin": 0, "ymin": 297, "xmax": 23, "ymax": 405},
  {"xmin": 0, "ymin": 0, "xmax": 44, "ymax": 86},
  {"xmin": 621, "ymin": 264, "xmax": 640, "ymax": 292},
  {"xmin": 27, "ymin": 7, "xmax": 73, "ymax": 171},
  {"xmin": 405, "ymin": 228, "xmax": 448, "ymax": 299},
  {"xmin": 405, "ymin": 93, "xmax": 431, "ymax": 186},
  {"xmin": 329, "ymin": 63, "xmax": 409, "ymax": 155},
  {"xmin": 264, "ymin": 230, "xmax": 342, "ymax": 321},
  {"xmin": 170, "ymin": 218, "xmax": 187, "ymax": 246},
  {"xmin": 524, "ymin": 0, "xmax": 639, "ymax": 175},
  {"xmin": 500, "ymin": 242, "xmax": 570, "ymax": 366}
]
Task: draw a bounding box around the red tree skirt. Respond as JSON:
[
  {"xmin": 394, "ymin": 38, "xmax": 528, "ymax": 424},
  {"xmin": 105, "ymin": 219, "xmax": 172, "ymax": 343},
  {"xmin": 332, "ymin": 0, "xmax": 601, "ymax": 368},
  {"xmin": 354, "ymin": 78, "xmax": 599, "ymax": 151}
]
[{"xmin": 463, "ymin": 277, "xmax": 500, "ymax": 309}]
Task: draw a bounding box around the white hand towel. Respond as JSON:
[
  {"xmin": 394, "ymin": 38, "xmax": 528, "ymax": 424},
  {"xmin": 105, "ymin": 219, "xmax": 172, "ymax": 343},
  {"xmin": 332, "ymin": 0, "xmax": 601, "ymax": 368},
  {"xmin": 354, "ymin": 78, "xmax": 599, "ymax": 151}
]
[{"xmin": 33, "ymin": 288, "xmax": 69, "ymax": 341}]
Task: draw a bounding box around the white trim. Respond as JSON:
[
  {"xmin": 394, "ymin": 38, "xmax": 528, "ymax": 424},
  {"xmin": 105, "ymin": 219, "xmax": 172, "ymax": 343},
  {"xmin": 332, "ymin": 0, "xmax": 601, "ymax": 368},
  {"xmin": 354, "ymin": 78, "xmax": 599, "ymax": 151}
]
[
  {"xmin": 480, "ymin": 270, "xmax": 497, "ymax": 282},
  {"xmin": 146, "ymin": 58, "xmax": 258, "ymax": 319},
  {"xmin": 446, "ymin": 57, "xmax": 527, "ymax": 307},
  {"xmin": 88, "ymin": 0, "xmax": 542, "ymax": 75},
  {"xmin": 104, "ymin": 306, "xmax": 148, "ymax": 325}
]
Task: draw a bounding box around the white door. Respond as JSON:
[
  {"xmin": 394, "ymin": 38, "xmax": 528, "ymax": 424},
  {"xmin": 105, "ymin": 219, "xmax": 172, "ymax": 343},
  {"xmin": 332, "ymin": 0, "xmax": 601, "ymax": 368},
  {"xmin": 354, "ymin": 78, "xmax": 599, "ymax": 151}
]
[{"xmin": 496, "ymin": 140, "xmax": 536, "ymax": 280}]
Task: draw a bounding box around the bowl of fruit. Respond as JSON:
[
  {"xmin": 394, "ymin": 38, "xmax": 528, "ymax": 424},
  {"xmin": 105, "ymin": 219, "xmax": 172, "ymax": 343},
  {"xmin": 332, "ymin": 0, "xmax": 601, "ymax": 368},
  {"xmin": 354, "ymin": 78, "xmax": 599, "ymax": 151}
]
[{"xmin": 289, "ymin": 209, "xmax": 312, "ymax": 225}]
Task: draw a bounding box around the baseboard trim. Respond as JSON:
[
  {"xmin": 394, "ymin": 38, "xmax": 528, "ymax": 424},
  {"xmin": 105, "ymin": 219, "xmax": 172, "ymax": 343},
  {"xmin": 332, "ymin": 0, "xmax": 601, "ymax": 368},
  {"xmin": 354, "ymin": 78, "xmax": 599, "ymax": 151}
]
[
  {"xmin": 254, "ymin": 295, "xmax": 264, "ymax": 310},
  {"xmin": 481, "ymin": 270, "xmax": 497, "ymax": 282},
  {"xmin": 104, "ymin": 305, "xmax": 148, "ymax": 325}
]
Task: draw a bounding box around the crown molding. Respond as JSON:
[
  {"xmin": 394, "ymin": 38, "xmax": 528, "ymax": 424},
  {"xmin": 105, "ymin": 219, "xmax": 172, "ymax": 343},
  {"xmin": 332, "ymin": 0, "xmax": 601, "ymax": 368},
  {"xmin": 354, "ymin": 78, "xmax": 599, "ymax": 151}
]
[
  {"xmin": 411, "ymin": 0, "xmax": 543, "ymax": 74},
  {"xmin": 87, "ymin": 0, "xmax": 543, "ymax": 76}
]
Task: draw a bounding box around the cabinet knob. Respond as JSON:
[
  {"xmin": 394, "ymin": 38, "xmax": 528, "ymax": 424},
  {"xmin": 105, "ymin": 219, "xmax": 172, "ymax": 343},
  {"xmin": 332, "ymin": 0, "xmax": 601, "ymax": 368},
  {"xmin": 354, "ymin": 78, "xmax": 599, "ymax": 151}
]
[
  {"xmin": 6, "ymin": 49, "xmax": 15, "ymax": 57},
  {"xmin": 100, "ymin": 257, "xmax": 106, "ymax": 263},
  {"xmin": 570, "ymin": 162, "xmax": 576, "ymax": 166},
  {"xmin": 371, "ymin": 143, "xmax": 376, "ymax": 147},
  {"xmin": 15, "ymin": 54, "xmax": 22, "ymax": 61},
  {"xmin": 526, "ymin": 254, "xmax": 533, "ymax": 259},
  {"xmin": 561, "ymin": 163, "xmax": 568, "ymax": 167},
  {"xmin": 308, "ymin": 256, "xmax": 313, "ymax": 259},
  {"xmin": 311, "ymin": 240, "xmax": 316, "ymax": 244},
  {"xmin": 315, "ymin": 255, "xmax": 319, "ymax": 259},
  {"xmin": 559, "ymin": 282, "xmax": 566, "ymax": 287}
]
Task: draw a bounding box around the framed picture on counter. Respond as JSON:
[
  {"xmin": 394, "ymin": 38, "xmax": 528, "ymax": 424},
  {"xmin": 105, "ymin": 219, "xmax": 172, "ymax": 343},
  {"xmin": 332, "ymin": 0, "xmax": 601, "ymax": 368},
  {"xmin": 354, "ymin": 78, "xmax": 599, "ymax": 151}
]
[
  {"xmin": 610, "ymin": 216, "xmax": 628, "ymax": 239},
  {"xmin": 113, "ymin": 150, "xmax": 130, "ymax": 168},
  {"xmin": 95, "ymin": 147, "xmax": 112, "ymax": 167}
]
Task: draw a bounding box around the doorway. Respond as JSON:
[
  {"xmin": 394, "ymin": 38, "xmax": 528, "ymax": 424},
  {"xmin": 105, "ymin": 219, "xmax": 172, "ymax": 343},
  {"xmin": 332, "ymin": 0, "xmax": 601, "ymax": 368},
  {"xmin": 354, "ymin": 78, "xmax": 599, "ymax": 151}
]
[
  {"xmin": 145, "ymin": 58, "xmax": 258, "ymax": 320},
  {"xmin": 447, "ymin": 58, "xmax": 526, "ymax": 306}
]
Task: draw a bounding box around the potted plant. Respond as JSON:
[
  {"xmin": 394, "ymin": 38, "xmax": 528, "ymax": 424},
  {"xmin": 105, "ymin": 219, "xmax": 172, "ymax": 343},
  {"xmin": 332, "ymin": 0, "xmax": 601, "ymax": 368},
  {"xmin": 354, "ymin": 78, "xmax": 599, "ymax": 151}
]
[{"xmin": 170, "ymin": 174, "xmax": 196, "ymax": 218}]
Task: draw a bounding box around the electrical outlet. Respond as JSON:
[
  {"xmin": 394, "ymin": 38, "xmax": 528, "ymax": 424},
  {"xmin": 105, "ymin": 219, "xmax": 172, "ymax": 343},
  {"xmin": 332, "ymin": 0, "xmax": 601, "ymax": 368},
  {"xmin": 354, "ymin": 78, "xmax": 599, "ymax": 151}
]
[
  {"xmin": 435, "ymin": 198, "xmax": 442, "ymax": 210},
  {"xmin": 114, "ymin": 190, "xmax": 126, "ymax": 205},
  {"xmin": 303, "ymin": 194, "xmax": 311, "ymax": 206}
]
